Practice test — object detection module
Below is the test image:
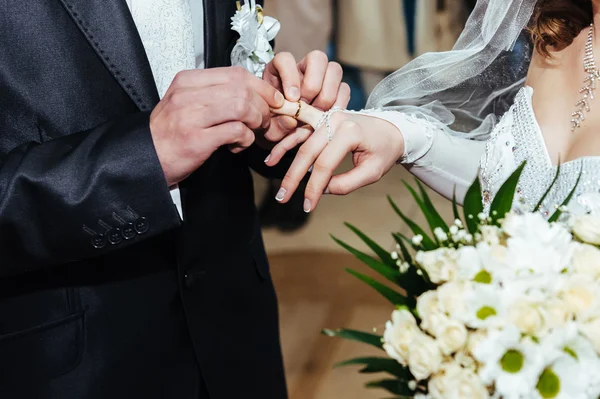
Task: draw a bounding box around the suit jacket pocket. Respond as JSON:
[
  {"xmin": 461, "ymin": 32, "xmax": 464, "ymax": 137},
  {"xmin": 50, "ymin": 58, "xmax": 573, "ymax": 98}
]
[{"xmin": 0, "ymin": 311, "xmax": 85, "ymax": 385}]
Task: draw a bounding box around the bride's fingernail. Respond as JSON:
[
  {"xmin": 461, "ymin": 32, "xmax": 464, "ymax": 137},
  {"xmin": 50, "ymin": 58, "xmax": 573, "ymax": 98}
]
[
  {"xmin": 275, "ymin": 188, "xmax": 287, "ymax": 202},
  {"xmin": 303, "ymin": 198, "xmax": 312, "ymax": 213},
  {"xmin": 264, "ymin": 154, "xmax": 271, "ymax": 163},
  {"xmin": 288, "ymin": 87, "xmax": 300, "ymax": 100}
]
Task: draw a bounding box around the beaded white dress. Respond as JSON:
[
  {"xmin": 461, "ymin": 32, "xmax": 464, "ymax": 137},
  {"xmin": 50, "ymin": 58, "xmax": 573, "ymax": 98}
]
[{"xmin": 379, "ymin": 85, "xmax": 600, "ymax": 216}]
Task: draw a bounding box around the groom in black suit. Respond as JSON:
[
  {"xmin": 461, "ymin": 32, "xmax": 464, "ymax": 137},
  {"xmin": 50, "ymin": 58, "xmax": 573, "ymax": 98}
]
[{"xmin": 0, "ymin": 0, "xmax": 348, "ymax": 398}]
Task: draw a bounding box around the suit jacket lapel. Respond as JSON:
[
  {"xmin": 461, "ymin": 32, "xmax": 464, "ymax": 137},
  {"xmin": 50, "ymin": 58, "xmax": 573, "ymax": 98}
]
[
  {"xmin": 58, "ymin": 0, "xmax": 159, "ymax": 111},
  {"xmin": 204, "ymin": 0, "xmax": 239, "ymax": 68}
]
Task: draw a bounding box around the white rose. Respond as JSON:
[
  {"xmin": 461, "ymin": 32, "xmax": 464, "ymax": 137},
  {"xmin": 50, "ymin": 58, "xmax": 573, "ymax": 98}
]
[
  {"xmin": 559, "ymin": 275, "xmax": 599, "ymax": 318},
  {"xmin": 408, "ymin": 332, "xmax": 443, "ymax": 380},
  {"xmin": 573, "ymin": 214, "xmax": 600, "ymax": 245},
  {"xmin": 466, "ymin": 329, "xmax": 489, "ymax": 357},
  {"xmin": 571, "ymin": 243, "xmax": 600, "ymax": 279},
  {"xmin": 579, "ymin": 317, "xmax": 600, "ymax": 354},
  {"xmin": 508, "ymin": 301, "xmax": 547, "ymax": 336},
  {"xmin": 383, "ymin": 309, "xmax": 419, "ymax": 365},
  {"xmin": 437, "ymin": 282, "xmax": 467, "ymax": 318},
  {"xmin": 428, "ymin": 363, "xmax": 460, "ymax": 399},
  {"xmin": 435, "ymin": 318, "xmax": 468, "ymax": 355},
  {"xmin": 454, "ymin": 367, "xmax": 489, "ymax": 399},
  {"xmin": 454, "ymin": 350, "xmax": 477, "ymax": 370},
  {"xmin": 417, "ymin": 290, "xmax": 444, "ymax": 334},
  {"xmin": 543, "ymin": 299, "xmax": 571, "ymax": 330},
  {"xmin": 416, "ymin": 248, "xmax": 458, "ymax": 284}
]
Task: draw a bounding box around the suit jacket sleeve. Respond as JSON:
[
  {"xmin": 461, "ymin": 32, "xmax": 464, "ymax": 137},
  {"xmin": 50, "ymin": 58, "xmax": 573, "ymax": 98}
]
[{"xmin": 0, "ymin": 112, "xmax": 181, "ymax": 276}]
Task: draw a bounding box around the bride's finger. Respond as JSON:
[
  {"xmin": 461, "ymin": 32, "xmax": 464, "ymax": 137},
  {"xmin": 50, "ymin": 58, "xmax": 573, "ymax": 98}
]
[
  {"xmin": 271, "ymin": 100, "xmax": 326, "ymax": 130},
  {"xmin": 327, "ymin": 158, "xmax": 384, "ymax": 196},
  {"xmin": 274, "ymin": 124, "xmax": 330, "ymax": 204},
  {"xmin": 265, "ymin": 126, "xmax": 313, "ymax": 167},
  {"xmin": 303, "ymin": 121, "xmax": 361, "ymax": 212}
]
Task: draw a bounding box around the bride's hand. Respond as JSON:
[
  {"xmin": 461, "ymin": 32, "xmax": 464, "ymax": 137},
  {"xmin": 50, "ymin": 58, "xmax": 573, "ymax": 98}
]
[{"xmin": 266, "ymin": 101, "xmax": 405, "ymax": 213}]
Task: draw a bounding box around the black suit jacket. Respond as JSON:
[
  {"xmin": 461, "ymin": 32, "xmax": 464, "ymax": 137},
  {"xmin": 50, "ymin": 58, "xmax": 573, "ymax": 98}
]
[{"xmin": 0, "ymin": 1, "xmax": 288, "ymax": 398}]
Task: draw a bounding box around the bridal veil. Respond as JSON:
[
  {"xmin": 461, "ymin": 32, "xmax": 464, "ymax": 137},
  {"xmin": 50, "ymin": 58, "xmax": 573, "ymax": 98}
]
[{"xmin": 366, "ymin": 0, "xmax": 537, "ymax": 140}]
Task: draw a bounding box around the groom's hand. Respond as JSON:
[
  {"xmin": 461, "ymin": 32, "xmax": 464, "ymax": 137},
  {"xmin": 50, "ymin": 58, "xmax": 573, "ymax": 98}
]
[
  {"xmin": 149, "ymin": 67, "xmax": 285, "ymax": 187},
  {"xmin": 260, "ymin": 51, "xmax": 351, "ymax": 145}
]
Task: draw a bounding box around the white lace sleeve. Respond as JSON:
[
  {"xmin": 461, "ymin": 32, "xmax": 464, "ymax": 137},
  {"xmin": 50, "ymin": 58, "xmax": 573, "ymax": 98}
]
[{"xmin": 362, "ymin": 110, "xmax": 485, "ymax": 204}]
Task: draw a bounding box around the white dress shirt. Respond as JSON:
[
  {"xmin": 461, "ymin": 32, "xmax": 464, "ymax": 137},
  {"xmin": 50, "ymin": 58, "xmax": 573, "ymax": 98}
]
[{"xmin": 126, "ymin": 0, "xmax": 205, "ymax": 219}]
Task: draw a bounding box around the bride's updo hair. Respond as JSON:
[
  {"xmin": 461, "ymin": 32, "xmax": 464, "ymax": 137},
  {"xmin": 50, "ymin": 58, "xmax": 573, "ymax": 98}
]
[{"xmin": 529, "ymin": 0, "xmax": 593, "ymax": 57}]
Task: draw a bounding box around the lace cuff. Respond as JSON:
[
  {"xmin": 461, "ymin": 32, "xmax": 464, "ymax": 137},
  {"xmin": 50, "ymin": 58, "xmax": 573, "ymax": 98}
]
[{"xmin": 353, "ymin": 110, "xmax": 434, "ymax": 164}]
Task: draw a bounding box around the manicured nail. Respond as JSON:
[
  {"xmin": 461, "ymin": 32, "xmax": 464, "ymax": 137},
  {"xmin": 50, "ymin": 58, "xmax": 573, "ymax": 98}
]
[
  {"xmin": 275, "ymin": 91, "xmax": 285, "ymax": 105},
  {"xmin": 303, "ymin": 198, "xmax": 312, "ymax": 213},
  {"xmin": 264, "ymin": 154, "xmax": 271, "ymax": 163},
  {"xmin": 275, "ymin": 188, "xmax": 287, "ymax": 202},
  {"xmin": 308, "ymin": 165, "xmax": 314, "ymax": 173},
  {"xmin": 324, "ymin": 187, "xmax": 330, "ymax": 195},
  {"xmin": 288, "ymin": 87, "xmax": 300, "ymax": 100}
]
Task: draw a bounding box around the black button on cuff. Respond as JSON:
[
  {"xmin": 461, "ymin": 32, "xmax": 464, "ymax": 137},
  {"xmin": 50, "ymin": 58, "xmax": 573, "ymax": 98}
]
[
  {"xmin": 122, "ymin": 223, "xmax": 136, "ymax": 240},
  {"xmin": 91, "ymin": 234, "xmax": 107, "ymax": 249},
  {"xmin": 107, "ymin": 228, "xmax": 123, "ymax": 245},
  {"xmin": 134, "ymin": 217, "xmax": 149, "ymax": 234}
]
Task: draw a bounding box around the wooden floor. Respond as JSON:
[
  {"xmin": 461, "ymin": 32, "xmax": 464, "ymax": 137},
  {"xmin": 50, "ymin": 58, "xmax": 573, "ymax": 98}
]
[
  {"xmin": 269, "ymin": 251, "xmax": 393, "ymax": 399},
  {"xmin": 257, "ymin": 158, "xmax": 458, "ymax": 398}
]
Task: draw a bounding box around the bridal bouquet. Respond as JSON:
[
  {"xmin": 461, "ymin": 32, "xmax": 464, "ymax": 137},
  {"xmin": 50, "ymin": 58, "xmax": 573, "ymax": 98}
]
[{"xmin": 325, "ymin": 163, "xmax": 600, "ymax": 399}]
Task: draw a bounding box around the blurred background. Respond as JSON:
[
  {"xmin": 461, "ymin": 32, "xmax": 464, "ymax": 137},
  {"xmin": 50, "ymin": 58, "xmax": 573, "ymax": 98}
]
[{"xmin": 256, "ymin": 1, "xmax": 473, "ymax": 398}]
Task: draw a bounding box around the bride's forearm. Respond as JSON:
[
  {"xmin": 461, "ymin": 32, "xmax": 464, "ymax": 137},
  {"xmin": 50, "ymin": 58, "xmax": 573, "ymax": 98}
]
[{"xmin": 365, "ymin": 110, "xmax": 484, "ymax": 204}]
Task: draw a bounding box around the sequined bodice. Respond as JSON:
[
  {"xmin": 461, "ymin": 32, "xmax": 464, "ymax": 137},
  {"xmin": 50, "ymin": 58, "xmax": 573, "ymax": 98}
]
[{"xmin": 480, "ymin": 86, "xmax": 600, "ymax": 216}]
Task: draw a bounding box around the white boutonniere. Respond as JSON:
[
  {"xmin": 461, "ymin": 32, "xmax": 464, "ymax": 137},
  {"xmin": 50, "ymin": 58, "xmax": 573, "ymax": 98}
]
[{"xmin": 231, "ymin": 0, "xmax": 280, "ymax": 78}]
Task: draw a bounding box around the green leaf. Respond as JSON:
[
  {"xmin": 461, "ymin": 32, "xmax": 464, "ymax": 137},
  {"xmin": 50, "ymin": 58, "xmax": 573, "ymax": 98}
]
[
  {"xmin": 401, "ymin": 181, "xmax": 447, "ymax": 240},
  {"xmin": 489, "ymin": 161, "xmax": 527, "ymax": 225},
  {"xmin": 387, "ymin": 196, "xmax": 437, "ymax": 251},
  {"xmin": 392, "ymin": 233, "xmax": 413, "ymax": 264},
  {"xmin": 335, "ymin": 357, "xmax": 410, "ymax": 379},
  {"xmin": 332, "ymin": 236, "xmax": 403, "ymax": 286},
  {"xmin": 321, "ymin": 329, "xmax": 383, "ymax": 349},
  {"xmin": 391, "ymin": 233, "xmax": 432, "ymax": 297},
  {"xmin": 548, "ymin": 166, "xmax": 582, "ymax": 223},
  {"xmin": 346, "ymin": 268, "xmax": 408, "ymax": 306},
  {"xmin": 452, "ymin": 186, "xmax": 462, "ymax": 224},
  {"xmin": 415, "ymin": 179, "xmax": 449, "ymax": 232},
  {"xmin": 366, "ymin": 379, "xmax": 414, "ymax": 396},
  {"xmin": 534, "ymin": 163, "xmax": 561, "ymax": 212},
  {"xmin": 463, "ymin": 175, "xmax": 484, "ymax": 234},
  {"xmin": 344, "ymin": 223, "xmax": 396, "ymax": 268}
]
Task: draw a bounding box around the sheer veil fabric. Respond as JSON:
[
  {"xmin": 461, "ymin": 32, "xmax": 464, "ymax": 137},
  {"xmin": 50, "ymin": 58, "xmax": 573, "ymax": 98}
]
[{"xmin": 366, "ymin": 0, "xmax": 537, "ymax": 140}]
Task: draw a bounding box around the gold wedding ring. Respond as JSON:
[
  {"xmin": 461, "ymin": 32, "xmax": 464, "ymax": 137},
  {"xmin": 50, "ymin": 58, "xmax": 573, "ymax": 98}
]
[{"xmin": 293, "ymin": 101, "xmax": 302, "ymax": 119}]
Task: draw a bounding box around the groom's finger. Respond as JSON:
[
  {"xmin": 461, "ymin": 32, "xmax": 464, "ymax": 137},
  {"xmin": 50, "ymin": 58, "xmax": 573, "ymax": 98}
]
[
  {"xmin": 298, "ymin": 51, "xmax": 329, "ymax": 104},
  {"xmin": 311, "ymin": 62, "xmax": 344, "ymax": 111},
  {"xmin": 334, "ymin": 83, "xmax": 352, "ymax": 109},
  {"xmin": 265, "ymin": 52, "xmax": 302, "ymax": 101}
]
